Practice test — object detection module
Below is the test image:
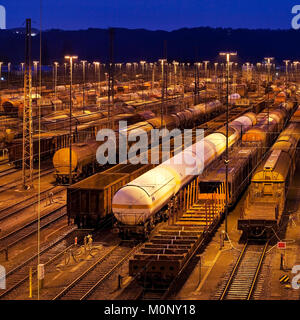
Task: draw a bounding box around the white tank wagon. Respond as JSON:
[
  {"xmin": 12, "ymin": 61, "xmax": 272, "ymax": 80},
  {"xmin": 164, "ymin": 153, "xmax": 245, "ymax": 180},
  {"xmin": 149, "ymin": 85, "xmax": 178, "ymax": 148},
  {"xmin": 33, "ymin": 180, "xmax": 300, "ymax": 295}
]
[{"xmin": 112, "ymin": 112, "xmax": 256, "ymax": 238}]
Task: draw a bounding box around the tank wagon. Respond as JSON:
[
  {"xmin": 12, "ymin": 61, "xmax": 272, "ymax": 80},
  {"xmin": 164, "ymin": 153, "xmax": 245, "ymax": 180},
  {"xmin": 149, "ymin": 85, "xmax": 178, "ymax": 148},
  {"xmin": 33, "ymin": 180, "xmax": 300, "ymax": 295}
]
[
  {"xmin": 53, "ymin": 100, "xmax": 224, "ymax": 183},
  {"xmin": 53, "ymin": 115, "xmax": 176, "ymax": 183},
  {"xmin": 8, "ymin": 113, "xmax": 140, "ymax": 167},
  {"xmin": 238, "ymin": 120, "xmax": 300, "ymax": 238},
  {"xmin": 112, "ymin": 111, "xmax": 257, "ymax": 239}
]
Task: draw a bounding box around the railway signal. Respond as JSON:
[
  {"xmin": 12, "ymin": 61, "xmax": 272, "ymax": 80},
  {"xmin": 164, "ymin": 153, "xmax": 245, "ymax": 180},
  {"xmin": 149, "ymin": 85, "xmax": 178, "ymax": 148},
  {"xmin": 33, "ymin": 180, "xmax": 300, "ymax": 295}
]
[{"xmin": 277, "ymin": 241, "xmax": 287, "ymax": 249}]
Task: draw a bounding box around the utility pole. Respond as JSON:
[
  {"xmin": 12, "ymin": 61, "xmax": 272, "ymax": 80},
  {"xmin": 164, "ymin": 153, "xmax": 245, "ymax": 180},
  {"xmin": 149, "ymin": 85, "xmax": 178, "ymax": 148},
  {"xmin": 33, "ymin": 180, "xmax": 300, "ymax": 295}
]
[
  {"xmin": 219, "ymin": 51, "xmax": 237, "ymax": 238},
  {"xmin": 108, "ymin": 28, "xmax": 115, "ymax": 130},
  {"xmin": 22, "ymin": 19, "xmax": 34, "ymax": 190},
  {"xmin": 65, "ymin": 55, "xmax": 78, "ymax": 185},
  {"xmin": 152, "ymin": 63, "xmax": 155, "ymax": 93},
  {"xmin": 173, "ymin": 61, "xmax": 178, "ymax": 92}
]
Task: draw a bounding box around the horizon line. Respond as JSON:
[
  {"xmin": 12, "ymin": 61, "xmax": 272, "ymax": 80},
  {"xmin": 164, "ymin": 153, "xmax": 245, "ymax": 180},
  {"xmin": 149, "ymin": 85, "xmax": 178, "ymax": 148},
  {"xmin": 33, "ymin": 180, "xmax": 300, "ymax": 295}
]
[{"xmin": 3, "ymin": 25, "xmax": 298, "ymax": 33}]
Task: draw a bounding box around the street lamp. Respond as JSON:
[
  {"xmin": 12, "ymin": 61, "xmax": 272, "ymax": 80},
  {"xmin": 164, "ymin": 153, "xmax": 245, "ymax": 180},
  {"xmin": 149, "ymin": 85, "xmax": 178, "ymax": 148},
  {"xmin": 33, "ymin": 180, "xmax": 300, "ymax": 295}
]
[
  {"xmin": 140, "ymin": 60, "xmax": 146, "ymax": 74},
  {"xmin": 93, "ymin": 61, "xmax": 98, "ymax": 91},
  {"xmin": 219, "ymin": 51, "xmax": 237, "ymax": 239},
  {"xmin": 33, "ymin": 61, "xmax": 39, "ymax": 97},
  {"xmin": 20, "ymin": 62, "xmax": 24, "ymax": 74},
  {"xmin": 53, "ymin": 62, "xmax": 59, "ymax": 111},
  {"xmin": 93, "ymin": 62, "xmax": 101, "ymax": 105},
  {"xmin": 214, "ymin": 63, "xmax": 218, "ymax": 78},
  {"xmin": 283, "ymin": 60, "xmax": 290, "ymax": 86},
  {"xmin": 256, "ymin": 63, "xmax": 261, "ymax": 94},
  {"xmin": 293, "ymin": 61, "xmax": 299, "ymax": 82},
  {"xmin": 19, "ymin": 63, "xmax": 25, "ymax": 89},
  {"xmin": 194, "ymin": 62, "xmax": 201, "ymax": 104},
  {"xmin": 173, "ymin": 61, "xmax": 179, "ymax": 91},
  {"xmin": 159, "ymin": 58, "xmax": 167, "ymax": 127},
  {"xmin": 126, "ymin": 63, "xmax": 132, "ymax": 81},
  {"xmin": 203, "ymin": 61, "xmax": 209, "ymax": 79},
  {"xmin": 264, "ymin": 57, "xmax": 274, "ymax": 130},
  {"xmin": 159, "ymin": 58, "xmax": 167, "ymax": 83},
  {"xmin": 64, "ymin": 62, "xmax": 67, "ymax": 85},
  {"xmin": 7, "ymin": 62, "xmax": 11, "ymax": 89},
  {"xmin": 65, "ymin": 55, "xmax": 78, "ymax": 185},
  {"xmin": 98, "ymin": 63, "xmax": 102, "ymax": 107},
  {"xmin": 140, "ymin": 61, "xmax": 146, "ymax": 100},
  {"xmin": 151, "ymin": 62, "xmax": 156, "ymax": 92},
  {"xmin": 81, "ymin": 60, "xmax": 87, "ymax": 112},
  {"xmin": 140, "ymin": 61, "xmax": 146, "ymax": 87},
  {"xmin": 133, "ymin": 62, "xmax": 138, "ymax": 79}
]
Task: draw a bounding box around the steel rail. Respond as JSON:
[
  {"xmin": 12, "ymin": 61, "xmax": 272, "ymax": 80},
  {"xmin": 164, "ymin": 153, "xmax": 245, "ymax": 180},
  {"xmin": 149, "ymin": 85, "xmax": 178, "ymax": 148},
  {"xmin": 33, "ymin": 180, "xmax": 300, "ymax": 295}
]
[{"xmin": 219, "ymin": 242, "xmax": 248, "ymax": 300}]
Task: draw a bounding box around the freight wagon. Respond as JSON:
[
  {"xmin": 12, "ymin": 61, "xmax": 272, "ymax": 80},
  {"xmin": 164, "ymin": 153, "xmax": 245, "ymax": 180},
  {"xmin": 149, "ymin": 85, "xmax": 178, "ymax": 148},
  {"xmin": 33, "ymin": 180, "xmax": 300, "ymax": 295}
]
[{"xmin": 67, "ymin": 163, "xmax": 155, "ymax": 228}]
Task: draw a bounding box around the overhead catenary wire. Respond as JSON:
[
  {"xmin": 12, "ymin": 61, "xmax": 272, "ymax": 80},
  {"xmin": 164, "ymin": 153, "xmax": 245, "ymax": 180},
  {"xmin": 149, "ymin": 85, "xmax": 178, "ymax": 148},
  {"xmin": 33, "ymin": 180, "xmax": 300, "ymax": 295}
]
[{"xmin": 37, "ymin": 0, "xmax": 43, "ymax": 300}]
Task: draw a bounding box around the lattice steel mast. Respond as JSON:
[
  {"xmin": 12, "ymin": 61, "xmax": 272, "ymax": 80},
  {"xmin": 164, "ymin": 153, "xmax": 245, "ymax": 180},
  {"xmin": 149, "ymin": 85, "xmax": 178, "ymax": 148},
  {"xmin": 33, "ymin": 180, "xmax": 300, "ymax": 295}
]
[{"xmin": 22, "ymin": 18, "xmax": 33, "ymax": 190}]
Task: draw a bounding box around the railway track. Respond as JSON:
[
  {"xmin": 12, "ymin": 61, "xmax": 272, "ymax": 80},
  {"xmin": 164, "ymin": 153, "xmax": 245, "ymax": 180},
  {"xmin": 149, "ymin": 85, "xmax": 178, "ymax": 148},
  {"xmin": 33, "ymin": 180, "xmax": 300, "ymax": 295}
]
[
  {"xmin": 0, "ymin": 168, "xmax": 54, "ymax": 194},
  {"xmin": 217, "ymin": 241, "xmax": 269, "ymax": 300},
  {"xmin": 0, "ymin": 228, "xmax": 77, "ymax": 299},
  {"xmin": 53, "ymin": 242, "xmax": 141, "ymax": 300},
  {"xmin": 0, "ymin": 167, "xmax": 18, "ymax": 178},
  {"xmin": 0, "ymin": 205, "xmax": 67, "ymax": 254},
  {"xmin": 0, "ymin": 185, "xmax": 65, "ymax": 223}
]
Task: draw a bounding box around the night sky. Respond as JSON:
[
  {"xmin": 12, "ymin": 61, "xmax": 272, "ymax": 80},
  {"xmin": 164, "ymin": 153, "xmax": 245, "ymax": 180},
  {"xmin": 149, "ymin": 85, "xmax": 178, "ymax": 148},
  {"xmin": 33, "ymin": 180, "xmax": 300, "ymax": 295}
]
[{"xmin": 1, "ymin": 0, "xmax": 298, "ymax": 31}]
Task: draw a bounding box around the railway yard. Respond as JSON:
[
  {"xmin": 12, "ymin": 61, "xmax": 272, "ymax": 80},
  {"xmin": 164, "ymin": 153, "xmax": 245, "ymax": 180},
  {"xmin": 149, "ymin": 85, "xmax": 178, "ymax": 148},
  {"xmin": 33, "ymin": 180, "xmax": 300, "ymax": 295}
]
[{"xmin": 1, "ymin": 53, "xmax": 300, "ymax": 304}]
